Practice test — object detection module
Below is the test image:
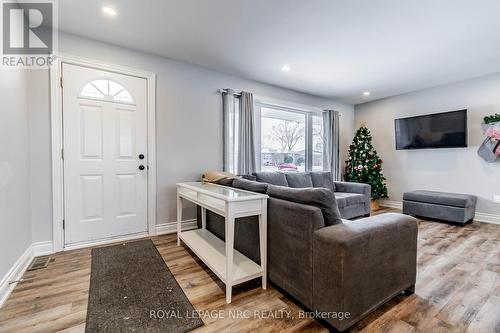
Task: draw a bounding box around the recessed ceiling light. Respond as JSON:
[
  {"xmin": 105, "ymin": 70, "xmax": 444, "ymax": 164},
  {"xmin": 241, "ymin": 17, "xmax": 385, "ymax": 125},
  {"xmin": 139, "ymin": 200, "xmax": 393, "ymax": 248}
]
[
  {"xmin": 363, "ymin": 91, "xmax": 371, "ymax": 96},
  {"xmin": 281, "ymin": 64, "xmax": 291, "ymax": 72},
  {"xmin": 102, "ymin": 6, "xmax": 117, "ymax": 17}
]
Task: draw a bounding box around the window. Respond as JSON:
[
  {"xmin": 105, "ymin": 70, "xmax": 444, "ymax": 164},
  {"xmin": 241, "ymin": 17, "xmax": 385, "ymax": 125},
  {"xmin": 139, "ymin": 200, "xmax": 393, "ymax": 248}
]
[
  {"xmin": 261, "ymin": 108, "xmax": 306, "ymax": 172},
  {"xmin": 258, "ymin": 103, "xmax": 324, "ymax": 172},
  {"xmin": 312, "ymin": 115, "xmax": 324, "ymax": 171},
  {"xmin": 80, "ymin": 79, "xmax": 134, "ymax": 104}
]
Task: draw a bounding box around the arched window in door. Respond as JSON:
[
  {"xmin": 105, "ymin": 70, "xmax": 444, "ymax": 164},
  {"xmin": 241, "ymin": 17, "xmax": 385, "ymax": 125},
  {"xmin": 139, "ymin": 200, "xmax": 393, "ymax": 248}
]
[{"xmin": 80, "ymin": 79, "xmax": 134, "ymax": 104}]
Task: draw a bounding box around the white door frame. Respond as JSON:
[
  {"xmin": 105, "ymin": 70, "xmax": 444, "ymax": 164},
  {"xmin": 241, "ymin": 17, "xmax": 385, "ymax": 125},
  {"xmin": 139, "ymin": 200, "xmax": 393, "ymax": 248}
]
[{"xmin": 50, "ymin": 54, "xmax": 157, "ymax": 252}]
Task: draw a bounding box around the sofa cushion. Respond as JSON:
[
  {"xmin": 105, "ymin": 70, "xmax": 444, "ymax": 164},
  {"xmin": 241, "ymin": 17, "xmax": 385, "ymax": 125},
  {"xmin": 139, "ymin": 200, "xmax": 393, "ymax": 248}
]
[
  {"xmin": 253, "ymin": 172, "xmax": 288, "ymax": 186},
  {"xmin": 403, "ymin": 190, "xmax": 476, "ymax": 208},
  {"xmin": 267, "ymin": 185, "xmax": 342, "ymax": 226},
  {"xmin": 310, "ymin": 172, "xmax": 335, "ymax": 191},
  {"xmin": 335, "ymin": 193, "xmax": 366, "ymax": 208},
  {"xmin": 233, "ymin": 178, "xmax": 268, "ymax": 194},
  {"xmin": 240, "ymin": 174, "xmax": 257, "ymax": 181},
  {"xmin": 335, "ymin": 195, "xmax": 347, "ymax": 208},
  {"xmin": 285, "ymin": 173, "xmax": 313, "ymax": 188}
]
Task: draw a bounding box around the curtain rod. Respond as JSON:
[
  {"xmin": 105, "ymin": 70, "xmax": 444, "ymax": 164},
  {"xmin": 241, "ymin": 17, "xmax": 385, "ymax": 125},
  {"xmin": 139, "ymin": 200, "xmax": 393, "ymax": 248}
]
[
  {"xmin": 218, "ymin": 88, "xmax": 342, "ymax": 116},
  {"xmin": 218, "ymin": 88, "xmax": 242, "ymax": 96}
]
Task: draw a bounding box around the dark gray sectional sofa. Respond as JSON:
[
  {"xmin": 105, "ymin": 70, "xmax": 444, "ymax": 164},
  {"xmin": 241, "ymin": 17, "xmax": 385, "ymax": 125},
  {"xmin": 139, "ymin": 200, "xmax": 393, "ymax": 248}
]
[
  {"xmin": 250, "ymin": 171, "xmax": 371, "ymax": 219},
  {"xmin": 201, "ymin": 172, "xmax": 418, "ymax": 332}
]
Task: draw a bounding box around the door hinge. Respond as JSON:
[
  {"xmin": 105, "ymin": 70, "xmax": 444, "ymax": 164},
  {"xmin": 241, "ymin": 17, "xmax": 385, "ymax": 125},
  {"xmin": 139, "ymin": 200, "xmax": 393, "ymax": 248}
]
[
  {"xmin": 62, "ymin": 219, "xmax": 65, "ymax": 229},
  {"xmin": 61, "ymin": 148, "xmax": 64, "ymax": 160},
  {"xmin": 60, "ymin": 77, "xmax": 63, "ymax": 88}
]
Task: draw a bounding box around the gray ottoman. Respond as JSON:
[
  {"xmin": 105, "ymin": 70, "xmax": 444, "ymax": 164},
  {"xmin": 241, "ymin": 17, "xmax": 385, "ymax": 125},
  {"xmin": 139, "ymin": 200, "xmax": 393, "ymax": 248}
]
[{"xmin": 403, "ymin": 190, "xmax": 477, "ymax": 225}]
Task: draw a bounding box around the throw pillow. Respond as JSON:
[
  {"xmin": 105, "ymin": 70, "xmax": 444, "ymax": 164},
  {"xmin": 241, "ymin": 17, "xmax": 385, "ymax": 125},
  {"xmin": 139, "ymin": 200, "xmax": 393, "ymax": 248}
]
[
  {"xmin": 233, "ymin": 178, "xmax": 268, "ymax": 194},
  {"xmin": 215, "ymin": 177, "xmax": 235, "ymax": 187},
  {"xmin": 267, "ymin": 185, "xmax": 342, "ymax": 225}
]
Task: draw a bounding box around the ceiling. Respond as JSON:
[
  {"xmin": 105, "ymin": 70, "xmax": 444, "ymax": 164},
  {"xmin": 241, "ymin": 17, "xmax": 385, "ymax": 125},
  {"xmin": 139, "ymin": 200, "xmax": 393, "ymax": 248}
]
[{"xmin": 57, "ymin": 0, "xmax": 500, "ymax": 104}]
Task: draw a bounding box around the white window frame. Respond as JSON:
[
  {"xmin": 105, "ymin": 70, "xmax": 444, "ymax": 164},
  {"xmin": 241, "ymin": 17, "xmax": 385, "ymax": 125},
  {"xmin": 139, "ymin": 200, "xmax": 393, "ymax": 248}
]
[
  {"xmin": 254, "ymin": 99, "xmax": 324, "ymax": 172},
  {"xmin": 80, "ymin": 78, "xmax": 135, "ymax": 105}
]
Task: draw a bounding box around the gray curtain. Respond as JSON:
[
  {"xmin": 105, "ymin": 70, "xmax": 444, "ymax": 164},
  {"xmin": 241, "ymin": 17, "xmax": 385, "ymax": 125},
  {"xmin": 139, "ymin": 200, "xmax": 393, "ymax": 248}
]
[
  {"xmin": 237, "ymin": 92, "xmax": 256, "ymax": 174},
  {"xmin": 222, "ymin": 89, "xmax": 235, "ymax": 172},
  {"xmin": 222, "ymin": 89, "xmax": 256, "ymax": 174},
  {"xmin": 323, "ymin": 110, "xmax": 341, "ymax": 180}
]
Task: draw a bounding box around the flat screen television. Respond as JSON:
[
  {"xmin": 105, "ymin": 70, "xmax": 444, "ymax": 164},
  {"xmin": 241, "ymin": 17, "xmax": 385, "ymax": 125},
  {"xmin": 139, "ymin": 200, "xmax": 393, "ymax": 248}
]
[{"xmin": 395, "ymin": 109, "xmax": 468, "ymax": 150}]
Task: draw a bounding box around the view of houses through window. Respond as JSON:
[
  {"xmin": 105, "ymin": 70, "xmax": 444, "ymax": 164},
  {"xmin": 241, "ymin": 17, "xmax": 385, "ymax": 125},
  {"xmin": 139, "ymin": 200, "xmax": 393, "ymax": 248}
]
[
  {"xmin": 312, "ymin": 115, "xmax": 324, "ymax": 171},
  {"xmin": 260, "ymin": 106, "xmax": 324, "ymax": 172}
]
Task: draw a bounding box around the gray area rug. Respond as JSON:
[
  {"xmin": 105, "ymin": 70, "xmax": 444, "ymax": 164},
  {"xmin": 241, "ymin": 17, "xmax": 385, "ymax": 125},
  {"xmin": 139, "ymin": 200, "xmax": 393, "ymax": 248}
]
[{"xmin": 85, "ymin": 239, "xmax": 203, "ymax": 333}]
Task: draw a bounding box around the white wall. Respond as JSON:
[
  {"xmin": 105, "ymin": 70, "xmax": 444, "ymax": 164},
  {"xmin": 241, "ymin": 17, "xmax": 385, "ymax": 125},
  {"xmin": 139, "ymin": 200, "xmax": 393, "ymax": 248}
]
[
  {"xmin": 28, "ymin": 70, "xmax": 52, "ymax": 242},
  {"xmin": 0, "ymin": 69, "xmax": 32, "ymax": 279},
  {"xmin": 355, "ymin": 73, "xmax": 500, "ymax": 216},
  {"xmin": 29, "ymin": 32, "xmax": 355, "ymax": 242}
]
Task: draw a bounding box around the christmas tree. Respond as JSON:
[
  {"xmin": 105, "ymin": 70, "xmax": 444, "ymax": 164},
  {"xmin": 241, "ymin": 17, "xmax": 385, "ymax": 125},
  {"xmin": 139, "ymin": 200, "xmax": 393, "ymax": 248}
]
[{"xmin": 344, "ymin": 126, "xmax": 388, "ymax": 201}]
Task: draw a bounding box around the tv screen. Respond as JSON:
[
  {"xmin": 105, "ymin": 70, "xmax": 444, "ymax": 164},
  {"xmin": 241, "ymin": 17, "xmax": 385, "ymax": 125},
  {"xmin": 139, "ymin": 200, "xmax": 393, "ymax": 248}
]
[{"xmin": 395, "ymin": 110, "xmax": 468, "ymax": 150}]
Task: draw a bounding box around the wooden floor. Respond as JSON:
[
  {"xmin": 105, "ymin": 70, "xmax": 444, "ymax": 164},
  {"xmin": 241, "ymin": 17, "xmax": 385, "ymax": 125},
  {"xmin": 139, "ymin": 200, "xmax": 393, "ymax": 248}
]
[{"xmin": 0, "ymin": 208, "xmax": 499, "ymax": 333}]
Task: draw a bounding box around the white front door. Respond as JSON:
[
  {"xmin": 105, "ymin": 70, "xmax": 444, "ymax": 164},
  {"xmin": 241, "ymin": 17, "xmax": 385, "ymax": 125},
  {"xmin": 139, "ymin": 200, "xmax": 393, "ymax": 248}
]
[{"xmin": 62, "ymin": 63, "xmax": 148, "ymax": 245}]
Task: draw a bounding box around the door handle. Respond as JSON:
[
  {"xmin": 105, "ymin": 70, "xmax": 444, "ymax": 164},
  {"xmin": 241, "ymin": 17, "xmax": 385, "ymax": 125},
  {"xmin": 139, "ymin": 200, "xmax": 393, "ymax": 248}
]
[
  {"xmin": 139, "ymin": 165, "xmax": 145, "ymax": 170},
  {"xmin": 138, "ymin": 154, "xmax": 145, "ymax": 160}
]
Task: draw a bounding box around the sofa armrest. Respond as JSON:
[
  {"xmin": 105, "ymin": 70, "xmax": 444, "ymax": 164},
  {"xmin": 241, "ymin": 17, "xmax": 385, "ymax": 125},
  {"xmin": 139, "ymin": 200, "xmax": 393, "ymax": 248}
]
[
  {"xmin": 334, "ymin": 181, "xmax": 371, "ymax": 197},
  {"xmin": 312, "ymin": 213, "xmax": 418, "ymax": 331}
]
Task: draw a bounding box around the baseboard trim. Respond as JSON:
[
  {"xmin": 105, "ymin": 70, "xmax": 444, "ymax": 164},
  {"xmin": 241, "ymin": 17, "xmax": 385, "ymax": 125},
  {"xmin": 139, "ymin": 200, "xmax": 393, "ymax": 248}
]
[
  {"xmin": 379, "ymin": 199, "xmax": 500, "ymax": 225},
  {"xmin": 64, "ymin": 220, "xmax": 199, "ymax": 250},
  {"xmin": 156, "ymin": 219, "xmax": 198, "ymax": 235},
  {"xmin": 21, "ymin": 220, "xmax": 199, "ymax": 256},
  {"xmin": 64, "ymin": 232, "xmax": 150, "ymax": 251},
  {"xmin": 379, "ymin": 199, "xmax": 403, "ymax": 210},
  {"xmin": 475, "ymin": 212, "xmax": 500, "ymax": 225},
  {"xmin": 33, "ymin": 241, "xmax": 54, "ymax": 256},
  {"xmin": 0, "ymin": 244, "xmax": 34, "ymax": 308}
]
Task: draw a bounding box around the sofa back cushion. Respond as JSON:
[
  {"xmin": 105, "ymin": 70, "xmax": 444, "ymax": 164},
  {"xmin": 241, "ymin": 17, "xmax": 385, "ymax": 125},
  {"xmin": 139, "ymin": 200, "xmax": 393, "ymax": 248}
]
[
  {"xmin": 233, "ymin": 178, "xmax": 268, "ymax": 194},
  {"xmin": 267, "ymin": 185, "xmax": 342, "ymax": 226},
  {"xmin": 253, "ymin": 172, "xmax": 288, "ymax": 186},
  {"xmin": 310, "ymin": 172, "xmax": 335, "ymax": 191},
  {"xmin": 285, "ymin": 172, "xmax": 313, "ymax": 188},
  {"xmin": 240, "ymin": 174, "xmax": 257, "ymax": 181},
  {"xmin": 215, "ymin": 177, "xmax": 236, "ymax": 187}
]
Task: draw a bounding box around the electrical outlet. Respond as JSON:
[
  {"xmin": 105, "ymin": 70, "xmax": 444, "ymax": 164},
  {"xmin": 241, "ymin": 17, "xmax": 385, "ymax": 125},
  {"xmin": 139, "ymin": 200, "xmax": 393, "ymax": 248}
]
[{"xmin": 494, "ymin": 195, "xmax": 500, "ymax": 203}]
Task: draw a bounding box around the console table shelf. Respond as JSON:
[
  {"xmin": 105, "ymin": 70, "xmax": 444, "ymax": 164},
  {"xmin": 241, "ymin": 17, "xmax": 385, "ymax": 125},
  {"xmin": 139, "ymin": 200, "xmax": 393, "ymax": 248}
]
[{"xmin": 179, "ymin": 229, "xmax": 263, "ymax": 285}]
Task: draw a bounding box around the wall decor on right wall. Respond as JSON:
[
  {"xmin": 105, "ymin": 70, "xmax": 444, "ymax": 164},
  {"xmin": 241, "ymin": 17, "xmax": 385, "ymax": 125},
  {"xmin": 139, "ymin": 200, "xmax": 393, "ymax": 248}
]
[{"xmin": 478, "ymin": 113, "xmax": 500, "ymax": 163}]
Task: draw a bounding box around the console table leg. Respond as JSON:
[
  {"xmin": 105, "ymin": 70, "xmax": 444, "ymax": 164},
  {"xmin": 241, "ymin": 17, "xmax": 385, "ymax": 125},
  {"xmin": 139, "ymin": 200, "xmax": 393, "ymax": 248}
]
[
  {"xmin": 177, "ymin": 194, "xmax": 182, "ymax": 246},
  {"xmin": 225, "ymin": 209, "xmax": 235, "ymax": 303},
  {"xmin": 259, "ymin": 199, "xmax": 268, "ymax": 289},
  {"xmin": 201, "ymin": 207, "xmax": 206, "ymax": 229}
]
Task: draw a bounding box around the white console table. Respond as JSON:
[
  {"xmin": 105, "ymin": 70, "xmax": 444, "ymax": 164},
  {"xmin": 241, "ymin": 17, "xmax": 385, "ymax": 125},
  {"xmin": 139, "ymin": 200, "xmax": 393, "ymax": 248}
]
[{"xmin": 176, "ymin": 182, "xmax": 268, "ymax": 303}]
